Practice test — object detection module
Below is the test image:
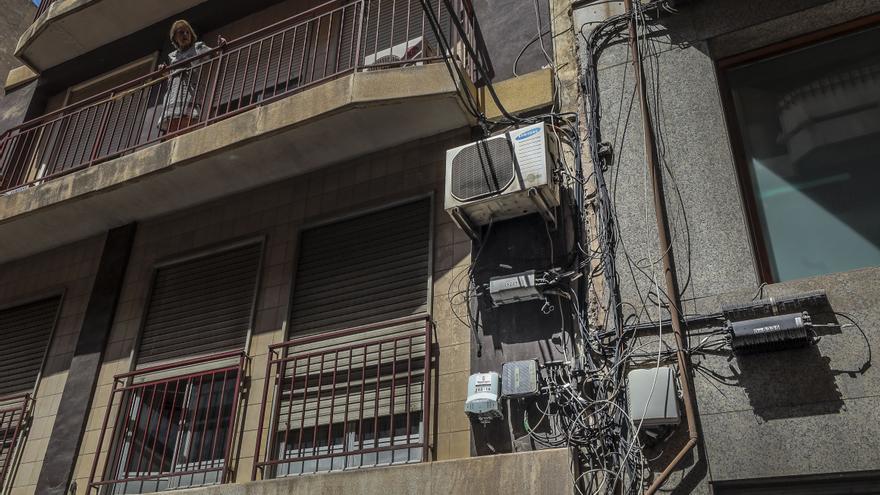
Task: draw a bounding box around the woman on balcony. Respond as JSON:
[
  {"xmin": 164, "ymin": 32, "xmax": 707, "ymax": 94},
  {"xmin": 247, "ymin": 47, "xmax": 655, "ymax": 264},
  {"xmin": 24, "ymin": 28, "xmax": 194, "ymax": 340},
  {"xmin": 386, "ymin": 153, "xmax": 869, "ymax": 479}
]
[{"xmin": 159, "ymin": 20, "xmax": 221, "ymax": 133}]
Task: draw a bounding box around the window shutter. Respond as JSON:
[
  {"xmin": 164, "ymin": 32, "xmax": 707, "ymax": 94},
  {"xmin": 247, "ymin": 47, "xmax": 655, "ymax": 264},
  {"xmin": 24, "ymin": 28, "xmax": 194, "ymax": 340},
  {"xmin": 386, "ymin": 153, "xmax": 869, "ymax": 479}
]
[
  {"xmin": 45, "ymin": 56, "xmax": 156, "ymax": 173},
  {"xmin": 362, "ymin": 0, "xmax": 442, "ymax": 67},
  {"xmin": 214, "ymin": 27, "xmax": 304, "ymax": 111},
  {"xmin": 281, "ymin": 199, "xmax": 431, "ymax": 430},
  {"xmin": 212, "ymin": 4, "xmax": 358, "ymax": 112},
  {"xmin": 279, "ymin": 337, "xmax": 427, "ymax": 428},
  {"xmin": 290, "ymin": 197, "xmax": 432, "ymax": 338},
  {"xmin": 0, "ymin": 296, "xmax": 61, "ymax": 397},
  {"xmin": 136, "ymin": 242, "xmax": 262, "ymax": 366}
]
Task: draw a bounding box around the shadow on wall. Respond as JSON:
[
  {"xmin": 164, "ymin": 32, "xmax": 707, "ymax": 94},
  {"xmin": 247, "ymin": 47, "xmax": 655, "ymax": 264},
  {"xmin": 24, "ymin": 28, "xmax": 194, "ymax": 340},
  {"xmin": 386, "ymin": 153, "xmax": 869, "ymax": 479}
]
[
  {"xmin": 465, "ymin": 194, "xmax": 579, "ymax": 456},
  {"xmin": 700, "ymin": 306, "xmax": 858, "ymax": 422},
  {"xmin": 734, "ymin": 344, "xmax": 842, "ymax": 421}
]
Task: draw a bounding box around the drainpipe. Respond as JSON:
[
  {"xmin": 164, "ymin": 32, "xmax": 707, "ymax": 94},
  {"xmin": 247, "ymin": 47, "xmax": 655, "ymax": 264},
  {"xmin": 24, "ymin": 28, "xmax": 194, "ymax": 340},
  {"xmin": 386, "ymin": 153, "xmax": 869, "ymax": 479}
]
[{"xmin": 621, "ymin": 1, "xmax": 699, "ymax": 492}]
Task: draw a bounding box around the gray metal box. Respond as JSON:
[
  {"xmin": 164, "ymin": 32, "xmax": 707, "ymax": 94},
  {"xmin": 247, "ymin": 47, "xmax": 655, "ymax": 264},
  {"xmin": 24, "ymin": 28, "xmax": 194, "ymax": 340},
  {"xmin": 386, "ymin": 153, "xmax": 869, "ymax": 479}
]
[
  {"xmin": 501, "ymin": 360, "xmax": 540, "ymax": 398},
  {"xmin": 626, "ymin": 367, "xmax": 680, "ymax": 428},
  {"xmin": 489, "ymin": 270, "xmax": 542, "ymax": 306}
]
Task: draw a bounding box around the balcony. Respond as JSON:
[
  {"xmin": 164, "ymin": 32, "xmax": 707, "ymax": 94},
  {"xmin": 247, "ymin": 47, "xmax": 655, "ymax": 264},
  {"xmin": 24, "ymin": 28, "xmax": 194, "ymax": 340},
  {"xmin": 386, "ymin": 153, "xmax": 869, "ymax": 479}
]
[
  {"xmin": 0, "ymin": 0, "xmax": 480, "ymax": 263},
  {"xmin": 0, "ymin": 394, "xmax": 32, "ymax": 493},
  {"xmin": 20, "ymin": 0, "xmax": 209, "ymax": 71},
  {"xmin": 252, "ymin": 315, "xmax": 432, "ymax": 480},
  {"xmin": 86, "ymin": 316, "xmax": 432, "ymax": 493}
]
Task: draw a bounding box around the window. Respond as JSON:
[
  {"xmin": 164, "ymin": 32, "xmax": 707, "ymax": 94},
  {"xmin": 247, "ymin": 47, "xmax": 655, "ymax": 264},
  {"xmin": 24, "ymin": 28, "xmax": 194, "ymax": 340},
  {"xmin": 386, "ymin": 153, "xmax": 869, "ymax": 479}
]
[
  {"xmin": 105, "ymin": 366, "xmax": 239, "ymax": 494},
  {"xmin": 0, "ymin": 396, "xmax": 31, "ymax": 493},
  {"xmin": 0, "ymin": 296, "xmax": 61, "ymax": 397},
  {"xmin": 90, "ymin": 242, "xmax": 262, "ymax": 494},
  {"xmin": 0, "ymin": 295, "xmax": 61, "ymax": 491},
  {"xmin": 722, "ymin": 22, "xmax": 880, "ymax": 282},
  {"xmin": 289, "ymin": 198, "xmax": 432, "ymax": 336},
  {"xmin": 253, "ymin": 198, "xmax": 433, "ymax": 479},
  {"xmin": 713, "ymin": 470, "xmax": 880, "ymax": 494},
  {"xmin": 136, "ymin": 241, "xmax": 263, "ymax": 365},
  {"xmin": 42, "ymin": 54, "xmax": 157, "ymax": 115}
]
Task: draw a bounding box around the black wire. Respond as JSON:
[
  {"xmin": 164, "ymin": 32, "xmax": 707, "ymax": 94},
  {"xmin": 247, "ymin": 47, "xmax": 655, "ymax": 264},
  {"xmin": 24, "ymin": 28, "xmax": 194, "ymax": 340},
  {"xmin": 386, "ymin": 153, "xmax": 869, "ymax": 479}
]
[
  {"xmin": 826, "ymin": 311, "xmax": 872, "ymax": 375},
  {"xmin": 513, "ymin": 29, "xmax": 551, "ymax": 77}
]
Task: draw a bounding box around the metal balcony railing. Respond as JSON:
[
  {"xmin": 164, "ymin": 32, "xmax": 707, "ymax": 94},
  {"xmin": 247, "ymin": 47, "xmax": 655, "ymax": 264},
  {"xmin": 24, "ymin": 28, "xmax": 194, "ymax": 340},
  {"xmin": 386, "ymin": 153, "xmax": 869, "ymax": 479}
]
[
  {"xmin": 252, "ymin": 315, "xmax": 433, "ymax": 480},
  {"xmin": 87, "ymin": 351, "xmax": 247, "ymax": 494},
  {"xmin": 2, "ymin": 0, "xmax": 481, "ymax": 195},
  {"xmin": 0, "ymin": 394, "xmax": 31, "ymax": 492},
  {"xmin": 34, "ymin": 0, "xmax": 55, "ymax": 19}
]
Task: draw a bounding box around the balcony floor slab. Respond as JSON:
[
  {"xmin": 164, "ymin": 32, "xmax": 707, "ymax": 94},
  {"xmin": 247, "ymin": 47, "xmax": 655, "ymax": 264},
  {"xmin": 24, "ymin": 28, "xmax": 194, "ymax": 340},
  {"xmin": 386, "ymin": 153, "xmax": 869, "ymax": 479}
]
[
  {"xmin": 0, "ymin": 64, "xmax": 474, "ymax": 263},
  {"xmin": 174, "ymin": 448, "xmax": 572, "ymax": 495},
  {"xmin": 18, "ymin": 0, "xmax": 209, "ymax": 71}
]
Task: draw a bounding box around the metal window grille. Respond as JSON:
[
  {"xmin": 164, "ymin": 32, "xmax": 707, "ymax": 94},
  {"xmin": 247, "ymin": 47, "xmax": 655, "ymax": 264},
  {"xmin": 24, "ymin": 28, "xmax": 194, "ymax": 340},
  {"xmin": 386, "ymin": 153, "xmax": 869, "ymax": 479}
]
[
  {"xmin": 87, "ymin": 352, "xmax": 247, "ymax": 494},
  {"xmin": 34, "ymin": 0, "xmax": 55, "ymax": 19},
  {"xmin": 0, "ymin": 394, "xmax": 32, "ymax": 493},
  {"xmin": 253, "ymin": 315, "xmax": 433, "ymax": 479}
]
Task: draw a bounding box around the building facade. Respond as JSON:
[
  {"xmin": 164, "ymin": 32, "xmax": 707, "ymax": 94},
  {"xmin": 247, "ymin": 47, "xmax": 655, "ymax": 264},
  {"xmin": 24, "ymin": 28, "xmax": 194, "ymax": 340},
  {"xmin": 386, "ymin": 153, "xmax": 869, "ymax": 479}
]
[
  {"xmin": 0, "ymin": 1, "xmax": 574, "ymax": 494},
  {"xmin": 574, "ymin": 0, "xmax": 880, "ymax": 493},
  {"xmin": 1, "ymin": 0, "xmax": 878, "ymax": 495}
]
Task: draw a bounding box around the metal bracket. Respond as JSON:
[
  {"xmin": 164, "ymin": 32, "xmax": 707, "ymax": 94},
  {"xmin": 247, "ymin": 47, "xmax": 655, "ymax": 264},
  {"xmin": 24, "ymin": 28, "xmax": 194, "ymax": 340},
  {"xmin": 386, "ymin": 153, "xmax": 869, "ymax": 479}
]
[
  {"xmin": 527, "ymin": 187, "xmax": 556, "ymax": 229},
  {"xmin": 449, "ymin": 206, "xmax": 480, "ymax": 241}
]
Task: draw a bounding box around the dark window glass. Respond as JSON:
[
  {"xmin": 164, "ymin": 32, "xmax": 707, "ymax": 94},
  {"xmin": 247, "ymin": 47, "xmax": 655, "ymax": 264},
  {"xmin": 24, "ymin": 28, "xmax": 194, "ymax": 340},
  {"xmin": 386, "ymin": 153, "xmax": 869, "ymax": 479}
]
[
  {"xmin": 108, "ymin": 372, "xmax": 237, "ymax": 494},
  {"xmin": 726, "ymin": 25, "xmax": 880, "ymax": 281},
  {"xmin": 714, "ymin": 471, "xmax": 880, "ymax": 494}
]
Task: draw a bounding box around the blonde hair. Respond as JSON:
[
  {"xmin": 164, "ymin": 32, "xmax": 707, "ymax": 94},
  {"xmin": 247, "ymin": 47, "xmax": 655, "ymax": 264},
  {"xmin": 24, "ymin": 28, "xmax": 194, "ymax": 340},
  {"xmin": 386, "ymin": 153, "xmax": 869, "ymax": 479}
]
[{"xmin": 169, "ymin": 19, "xmax": 197, "ymax": 48}]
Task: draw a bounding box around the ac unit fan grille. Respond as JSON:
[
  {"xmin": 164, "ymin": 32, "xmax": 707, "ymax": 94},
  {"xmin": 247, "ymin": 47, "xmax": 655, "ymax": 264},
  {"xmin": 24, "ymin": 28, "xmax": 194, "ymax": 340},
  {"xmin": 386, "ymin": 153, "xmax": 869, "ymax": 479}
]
[{"xmin": 451, "ymin": 139, "xmax": 515, "ymax": 201}]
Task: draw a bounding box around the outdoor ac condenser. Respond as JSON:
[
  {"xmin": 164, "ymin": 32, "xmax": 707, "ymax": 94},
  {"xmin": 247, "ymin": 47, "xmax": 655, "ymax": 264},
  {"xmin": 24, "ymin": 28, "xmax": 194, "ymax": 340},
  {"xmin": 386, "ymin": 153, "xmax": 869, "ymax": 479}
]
[{"xmin": 444, "ymin": 122, "xmax": 560, "ymax": 237}]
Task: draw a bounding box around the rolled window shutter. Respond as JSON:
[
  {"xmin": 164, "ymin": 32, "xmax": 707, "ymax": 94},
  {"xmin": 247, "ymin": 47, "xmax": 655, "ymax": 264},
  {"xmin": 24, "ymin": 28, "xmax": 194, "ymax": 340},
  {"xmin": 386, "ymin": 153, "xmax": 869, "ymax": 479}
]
[
  {"xmin": 212, "ymin": 3, "xmax": 358, "ymax": 111},
  {"xmin": 286, "ymin": 198, "xmax": 431, "ymax": 429},
  {"xmin": 0, "ymin": 296, "xmax": 61, "ymax": 397},
  {"xmin": 362, "ymin": 0, "xmax": 439, "ymax": 65},
  {"xmin": 136, "ymin": 242, "xmax": 262, "ymax": 366},
  {"xmin": 51, "ymin": 57, "xmax": 156, "ymax": 171},
  {"xmin": 279, "ymin": 349, "xmax": 426, "ymax": 428},
  {"xmin": 290, "ymin": 198, "xmax": 431, "ymax": 338}
]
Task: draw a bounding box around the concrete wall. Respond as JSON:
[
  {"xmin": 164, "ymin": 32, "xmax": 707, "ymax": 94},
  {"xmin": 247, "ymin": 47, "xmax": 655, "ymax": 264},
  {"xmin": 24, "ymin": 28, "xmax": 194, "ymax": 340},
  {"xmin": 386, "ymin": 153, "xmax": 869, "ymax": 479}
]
[
  {"xmin": 575, "ymin": 0, "xmax": 880, "ymax": 490},
  {"xmin": 0, "ymin": 0, "xmax": 34, "ymax": 96},
  {"xmin": 170, "ymin": 448, "xmax": 572, "ymax": 495},
  {"xmin": 0, "ymin": 0, "xmax": 37, "ymax": 134},
  {"xmin": 471, "ymin": 0, "xmax": 552, "ymax": 81},
  {"xmin": 0, "ymin": 235, "xmax": 105, "ymax": 495},
  {"xmin": 68, "ymin": 131, "xmax": 475, "ymax": 494}
]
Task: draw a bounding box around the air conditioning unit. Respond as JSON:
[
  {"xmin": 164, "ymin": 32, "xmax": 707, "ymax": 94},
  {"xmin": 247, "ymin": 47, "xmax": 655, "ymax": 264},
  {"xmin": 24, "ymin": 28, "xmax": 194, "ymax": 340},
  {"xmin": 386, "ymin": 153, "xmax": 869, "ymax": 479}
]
[{"xmin": 444, "ymin": 122, "xmax": 560, "ymax": 237}]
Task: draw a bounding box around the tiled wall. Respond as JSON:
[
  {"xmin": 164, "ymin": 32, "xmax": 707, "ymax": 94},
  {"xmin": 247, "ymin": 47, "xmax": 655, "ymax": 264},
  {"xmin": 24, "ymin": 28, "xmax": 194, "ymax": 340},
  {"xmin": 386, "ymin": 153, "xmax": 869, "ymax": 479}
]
[
  {"xmin": 70, "ymin": 129, "xmax": 474, "ymax": 494},
  {"xmin": 0, "ymin": 235, "xmax": 104, "ymax": 495}
]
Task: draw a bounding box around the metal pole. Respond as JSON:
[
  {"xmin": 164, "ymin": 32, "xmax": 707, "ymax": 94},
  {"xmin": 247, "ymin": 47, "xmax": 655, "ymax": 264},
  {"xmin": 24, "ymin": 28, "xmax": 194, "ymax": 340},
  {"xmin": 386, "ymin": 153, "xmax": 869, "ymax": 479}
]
[{"xmin": 622, "ymin": 1, "xmax": 698, "ymax": 493}]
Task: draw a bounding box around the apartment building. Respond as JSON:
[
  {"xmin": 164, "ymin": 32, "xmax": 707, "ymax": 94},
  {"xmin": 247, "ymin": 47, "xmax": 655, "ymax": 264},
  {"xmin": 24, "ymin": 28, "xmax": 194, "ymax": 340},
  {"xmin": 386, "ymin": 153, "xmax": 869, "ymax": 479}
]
[
  {"xmin": 574, "ymin": 0, "xmax": 880, "ymax": 493},
  {"xmin": 0, "ymin": 0, "xmax": 578, "ymax": 494},
  {"xmin": 7, "ymin": 0, "xmax": 876, "ymax": 494}
]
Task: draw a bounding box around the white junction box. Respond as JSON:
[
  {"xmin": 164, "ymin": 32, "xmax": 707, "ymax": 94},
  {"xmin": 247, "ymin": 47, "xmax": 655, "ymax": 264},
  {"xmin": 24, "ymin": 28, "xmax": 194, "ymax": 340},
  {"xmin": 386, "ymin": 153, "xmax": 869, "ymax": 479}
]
[
  {"xmin": 626, "ymin": 367, "xmax": 680, "ymax": 428},
  {"xmin": 464, "ymin": 372, "xmax": 502, "ymax": 424}
]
